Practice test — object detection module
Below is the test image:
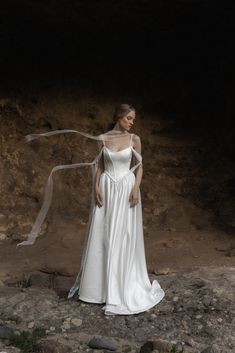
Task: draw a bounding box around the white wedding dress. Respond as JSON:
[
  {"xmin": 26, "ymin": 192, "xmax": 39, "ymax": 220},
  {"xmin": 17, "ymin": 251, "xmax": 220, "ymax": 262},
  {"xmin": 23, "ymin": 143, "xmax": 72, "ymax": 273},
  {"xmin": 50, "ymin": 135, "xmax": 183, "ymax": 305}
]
[
  {"xmin": 16, "ymin": 129, "xmax": 164, "ymax": 315},
  {"xmin": 68, "ymin": 134, "xmax": 165, "ymax": 315}
]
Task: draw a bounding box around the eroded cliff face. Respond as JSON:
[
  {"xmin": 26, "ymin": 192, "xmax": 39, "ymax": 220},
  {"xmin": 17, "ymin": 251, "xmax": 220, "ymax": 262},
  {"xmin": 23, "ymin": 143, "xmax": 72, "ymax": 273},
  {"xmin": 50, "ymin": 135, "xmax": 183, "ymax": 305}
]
[{"xmin": 0, "ymin": 91, "xmax": 234, "ymax": 251}]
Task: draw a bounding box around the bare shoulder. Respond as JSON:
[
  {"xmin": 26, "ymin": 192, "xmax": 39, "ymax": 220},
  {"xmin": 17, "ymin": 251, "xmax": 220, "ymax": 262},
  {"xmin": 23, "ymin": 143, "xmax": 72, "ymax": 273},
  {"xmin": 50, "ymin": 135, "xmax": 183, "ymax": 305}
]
[
  {"xmin": 132, "ymin": 133, "xmax": 141, "ymax": 144},
  {"xmin": 132, "ymin": 133, "xmax": 141, "ymax": 153}
]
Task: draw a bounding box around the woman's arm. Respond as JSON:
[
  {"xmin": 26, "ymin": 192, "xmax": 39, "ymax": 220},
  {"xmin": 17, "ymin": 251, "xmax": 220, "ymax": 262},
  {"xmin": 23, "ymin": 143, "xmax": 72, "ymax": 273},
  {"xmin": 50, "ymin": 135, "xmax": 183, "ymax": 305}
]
[{"xmin": 129, "ymin": 134, "xmax": 143, "ymax": 208}]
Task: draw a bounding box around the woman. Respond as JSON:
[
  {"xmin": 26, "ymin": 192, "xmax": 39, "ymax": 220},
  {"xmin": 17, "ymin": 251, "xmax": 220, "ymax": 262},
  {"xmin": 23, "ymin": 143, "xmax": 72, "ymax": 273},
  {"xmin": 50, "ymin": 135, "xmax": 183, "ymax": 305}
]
[
  {"xmin": 18, "ymin": 103, "xmax": 165, "ymax": 315},
  {"xmin": 68, "ymin": 104, "xmax": 165, "ymax": 315}
]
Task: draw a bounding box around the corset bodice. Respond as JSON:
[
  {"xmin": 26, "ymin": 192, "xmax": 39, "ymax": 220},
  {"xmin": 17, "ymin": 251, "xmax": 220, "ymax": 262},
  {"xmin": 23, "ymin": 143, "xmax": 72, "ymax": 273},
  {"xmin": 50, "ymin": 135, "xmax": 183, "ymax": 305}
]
[{"xmin": 103, "ymin": 146, "xmax": 132, "ymax": 182}]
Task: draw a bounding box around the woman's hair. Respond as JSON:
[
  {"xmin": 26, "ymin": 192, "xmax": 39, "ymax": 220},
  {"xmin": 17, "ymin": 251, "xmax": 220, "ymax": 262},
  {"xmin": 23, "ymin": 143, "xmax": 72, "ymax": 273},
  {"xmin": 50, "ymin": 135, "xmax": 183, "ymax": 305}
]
[{"xmin": 107, "ymin": 103, "xmax": 135, "ymax": 131}]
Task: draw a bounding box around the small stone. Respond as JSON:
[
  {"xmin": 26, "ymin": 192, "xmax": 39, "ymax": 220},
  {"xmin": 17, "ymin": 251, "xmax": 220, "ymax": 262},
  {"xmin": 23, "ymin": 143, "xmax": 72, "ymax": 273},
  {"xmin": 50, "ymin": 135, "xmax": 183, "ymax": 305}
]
[
  {"xmin": 50, "ymin": 326, "xmax": 56, "ymax": 331},
  {"xmin": 203, "ymin": 297, "xmax": 211, "ymax": 306},
  {"xmin": 88, "ymin": 336, "xmax": 118, "ymax": 351},
  {"xmin": 196, "ymin": 314, "xmax": 202, "ymax": 319},
  {"xmin": 0, "ymin": 233, "xmax": 7, "ymax": 241},
  {"xmin": 27, "ymin": 272, "xmax": 51, "ymax": 288},
  {"xmin": 61, "ymin": 319, "xmax": 71, "ymax": 330},
  {"xmin": 185, "ymin": 338, "xmax": 196, "ymax": 347},
  {"xmin": 0, "ymin": 325, "xmax": 15, "ymax": 339},
  {"xmin": 140, "ymin": 340, "xmax": 171, "ymax": 353},
  {"xmin": 153, "ymin": 339, "xmax": 171, "ymax": 352},
  {"xmin": 27, "ymin": 321, "xmax": 35, "ymax": 329},
  {"xmin": 173, "ymin": 296, "xmax": 178, "ymax": 302},
  {"xmin": 154, "ymin": 267, "xmax": 171, "ymax": 275},
  {"xmin": 70, "ymin": 318, "xmax": 82, "ymax": 327},
  {"xmin": 182, "ymin": 320, "xmax": 188, "ymax": 330}
]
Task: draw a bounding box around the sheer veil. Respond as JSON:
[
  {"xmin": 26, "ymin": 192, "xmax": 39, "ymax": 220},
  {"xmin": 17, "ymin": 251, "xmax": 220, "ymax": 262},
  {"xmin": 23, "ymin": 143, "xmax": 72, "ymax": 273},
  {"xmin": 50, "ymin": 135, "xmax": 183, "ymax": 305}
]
[{"xmin": 17, "ymin": 129, "xmax": 142, "ymax": 247}]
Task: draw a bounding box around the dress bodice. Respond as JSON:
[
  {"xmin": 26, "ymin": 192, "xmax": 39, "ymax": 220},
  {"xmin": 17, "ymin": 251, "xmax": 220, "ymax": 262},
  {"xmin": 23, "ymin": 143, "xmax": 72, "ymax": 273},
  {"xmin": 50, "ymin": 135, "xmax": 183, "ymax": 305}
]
[{"xmin": 103, "ymin": 146, "xmax": 132, "ymax": 182}]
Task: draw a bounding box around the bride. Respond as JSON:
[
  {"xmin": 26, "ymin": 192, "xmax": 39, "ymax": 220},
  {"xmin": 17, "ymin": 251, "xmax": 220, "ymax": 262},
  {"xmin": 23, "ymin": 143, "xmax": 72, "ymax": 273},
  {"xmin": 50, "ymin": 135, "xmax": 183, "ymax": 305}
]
[
  {"xmin": 68, "ymin": 104, "xmax": 165, "ymax": 315},
  {"xmin": 18, "ymin": 103, "xmax": 165, "ymax": 315}
]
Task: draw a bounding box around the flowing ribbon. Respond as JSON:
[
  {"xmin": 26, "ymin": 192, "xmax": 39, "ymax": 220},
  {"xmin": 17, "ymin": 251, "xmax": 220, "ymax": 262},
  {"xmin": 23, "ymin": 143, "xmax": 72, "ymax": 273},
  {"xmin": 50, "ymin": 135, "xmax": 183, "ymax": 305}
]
[{"xmin": 17, "ymin": 129, "xmax": 142, "ymax": 246}]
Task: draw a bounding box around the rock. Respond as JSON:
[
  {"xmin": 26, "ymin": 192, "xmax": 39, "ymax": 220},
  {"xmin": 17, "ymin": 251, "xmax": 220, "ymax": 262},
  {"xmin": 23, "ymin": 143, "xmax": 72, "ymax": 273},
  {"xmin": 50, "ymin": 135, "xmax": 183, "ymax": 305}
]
[
  {"xmin": 140, "ymin": 341, "xmax": 154, "ymax": 353},
  {"xmin": 88, "ymin": 336, "xmax": 118, "ymax": 351},
  {"xmin": 27, "ymin": 272, "xmax": 52, "ymax": 288},
  {"xmin": 140, "ymin": 339, "xmax": 175, "ymax": 353},
  {"xmin": 61, "ymin": 318, "xmax": 71, "ymax": 330},
  {"xmin": 201, "ymin": 344, "xmax": 221, "ymax": 353},
  {"xmin": 0, "ymin": 233, "xmax": 7, "ymax": 241},
  {"xmin": 35, "ymin": 339, "xmax": 73, "ymax": 353},
  {"xmin": 184, "ymin": 337, "xmax": 196, "ymax": 347},
  {"xmin": 26, "ymin": 271, "xmax": 74, "ymax": 298},
  {"xmin": 154, "ymin": 340, "xmax": 172, "ymax": 352},
  {"xmin": 0, "ymin": 268, "xmax": 234, "ymax": 353},
  {"xmin": 27, "ymin": 321, "xmax": 35, "ymax": 329},
  {"xmin": 70, "ymin": 318, "xmax": 82, "ymax": 327},
  {"xmin": 0, "ymin": 325, "xmax": 15, "ymax": 339},
  {"xmin": 150, "ymin": 267, "xmax": 171, "ymax": 275}
]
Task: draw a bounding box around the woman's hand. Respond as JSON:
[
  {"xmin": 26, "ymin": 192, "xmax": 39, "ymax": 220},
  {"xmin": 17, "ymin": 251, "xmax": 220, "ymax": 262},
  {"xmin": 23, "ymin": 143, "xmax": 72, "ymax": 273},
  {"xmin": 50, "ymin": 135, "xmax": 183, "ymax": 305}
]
[
  {"xmin": 95, "ymin": 187, "xmax": 103, "ymax": 208},
  {"xmin": 129, "ymin": 187, "xmax": 139, "ymax": 208}
]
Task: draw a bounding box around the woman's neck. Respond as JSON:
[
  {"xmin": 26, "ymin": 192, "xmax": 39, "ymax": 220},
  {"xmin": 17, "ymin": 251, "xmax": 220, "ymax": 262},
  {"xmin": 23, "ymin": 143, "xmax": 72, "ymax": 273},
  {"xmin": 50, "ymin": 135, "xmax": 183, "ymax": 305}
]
[{"xmin": 112, "ymin": 123, "xmax": 128, "ymax": 134}]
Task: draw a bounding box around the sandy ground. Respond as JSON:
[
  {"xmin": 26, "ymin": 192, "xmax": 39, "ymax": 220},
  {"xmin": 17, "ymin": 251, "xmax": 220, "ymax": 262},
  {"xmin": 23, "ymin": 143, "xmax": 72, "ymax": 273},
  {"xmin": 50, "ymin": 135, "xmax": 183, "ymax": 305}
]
[{"xmin": 0, "ymin": 213, "xmax": 234, "ymax": 284}]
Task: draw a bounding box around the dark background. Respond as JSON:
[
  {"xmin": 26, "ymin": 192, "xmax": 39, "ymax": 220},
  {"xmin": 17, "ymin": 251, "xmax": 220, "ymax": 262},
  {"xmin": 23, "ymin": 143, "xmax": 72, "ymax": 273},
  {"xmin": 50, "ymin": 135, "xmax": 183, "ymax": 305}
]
[{"xmin": 0, "ymin": 0, "xmax": 235, "ymax": 159}]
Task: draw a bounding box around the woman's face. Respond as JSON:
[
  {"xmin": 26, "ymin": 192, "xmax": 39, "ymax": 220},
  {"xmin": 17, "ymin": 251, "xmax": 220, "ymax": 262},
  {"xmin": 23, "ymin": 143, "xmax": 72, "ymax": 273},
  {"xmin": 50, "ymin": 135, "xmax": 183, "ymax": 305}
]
[{"xmin": 118, "ymin": 110, "xmax": 136, "ymax": 131}]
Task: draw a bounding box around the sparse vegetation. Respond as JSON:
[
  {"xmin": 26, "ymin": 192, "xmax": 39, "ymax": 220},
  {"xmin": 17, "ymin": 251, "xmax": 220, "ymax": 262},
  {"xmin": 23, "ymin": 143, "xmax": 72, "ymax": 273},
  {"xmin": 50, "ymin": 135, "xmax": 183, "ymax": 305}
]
[
  {"xmin": 170, "ymin": 344, "xmax": 184, "ymax": 353},
  {"xmin": 8, "ymin": 327, "xmax": 46, "ymax": 353}
]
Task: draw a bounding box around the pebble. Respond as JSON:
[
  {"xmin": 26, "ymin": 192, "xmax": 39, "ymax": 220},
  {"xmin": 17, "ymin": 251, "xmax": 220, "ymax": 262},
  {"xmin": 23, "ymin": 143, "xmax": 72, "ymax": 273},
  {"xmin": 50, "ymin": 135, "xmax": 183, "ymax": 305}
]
[
  {"xmin": 0, "ymin": 233, "xmax": 6, "ymax": 241},
  {"xmin": 88, "ymin": 336, "xmax": 118, "ymax": 351},
  {"xmin": 140, "ymin": 339, "xmax": 171, "ymax": 353},
  {"xmin": 185, "ymin": 337, "xmax": 196, "ymax": 347},
  {"xmin": 71, "ymin": 318, "xmax": 82, "ymax": 327},
  {"xmin": 27, "ymin": 321, "xmax": 35, "ymax": 329},
  {"xmin": 196, "ymin": 314, "xmax": 202, "ymax": 319},
  {"xmin": 61, "ymin": 319, "xmax": 71, "ymax": 330}
]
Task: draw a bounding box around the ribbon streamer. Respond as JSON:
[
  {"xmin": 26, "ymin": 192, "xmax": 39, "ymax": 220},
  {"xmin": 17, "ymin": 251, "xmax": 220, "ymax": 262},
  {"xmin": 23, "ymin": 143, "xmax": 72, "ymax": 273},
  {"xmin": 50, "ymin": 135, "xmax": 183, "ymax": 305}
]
[{"xmin": 17, "ymin": 129, "xmax": 142, "ymax": 246}]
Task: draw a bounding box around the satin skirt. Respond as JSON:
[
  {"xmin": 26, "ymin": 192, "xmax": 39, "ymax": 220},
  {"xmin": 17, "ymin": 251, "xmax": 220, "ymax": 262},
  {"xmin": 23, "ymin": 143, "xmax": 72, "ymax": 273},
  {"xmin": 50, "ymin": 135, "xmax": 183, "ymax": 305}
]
[{"xmin": 77, "ymin": 171, "xmax": 165, "ymax": 315}]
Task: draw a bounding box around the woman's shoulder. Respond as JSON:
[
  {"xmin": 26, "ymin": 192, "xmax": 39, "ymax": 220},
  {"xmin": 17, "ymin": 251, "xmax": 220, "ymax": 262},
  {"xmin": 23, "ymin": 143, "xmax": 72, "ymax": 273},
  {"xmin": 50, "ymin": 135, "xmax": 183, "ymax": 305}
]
[
  {"xmin": 131, "ymin": 134, "xmax": 141, "ymax": 153},
  {"xmin": 132, "ymin": 133, "xmax": 141, "ymax": 143}
]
